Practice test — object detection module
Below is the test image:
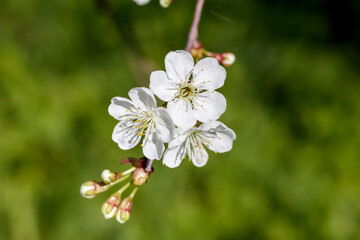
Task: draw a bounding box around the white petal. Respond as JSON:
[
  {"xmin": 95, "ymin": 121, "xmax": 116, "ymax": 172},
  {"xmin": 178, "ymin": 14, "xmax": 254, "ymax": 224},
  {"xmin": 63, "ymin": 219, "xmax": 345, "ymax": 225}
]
[
  {"xmin": 128, "ymin": 87, "xmax": 157, "ymax": 112},
  {"xmin": 199, "ymin": 121, "xmax": 236, "ymax": 140},
  {"xmin": 150, "ymin": 71, "xmax": 178, "ymax": 102},
  {"xmin": 133, "ymin": 0, "xmax": 150, "ymax": 6},
  {"xmin": 199, "ymin": 121, "xmax": 236, "ymax": 153},
  {"xmin": 193, "ymin": 91, "xmax": 226, "ymax": 122},
  {"xmin": 142, "ymin": 131, "xmax": 165, "ymax": 160},
  {"xmin": 168, "ymin": 133, "xmax": 187, "ymax": 148},
  {"xmin": 154, "ymin": 107, "xmax": 175, "ymax": 143},
  {"xmin": 108, "ymin": 97, "xmax": 137, "ymax": 120},
  {"xmin": 162, "ymin": 144, "xmax": 186, "ymax": 168},
  {"xmin": 165, "ymin": 51, "xmax": 194, "ymax": 83},
  {"xmin": 191, "ymin": 148, "xmax": 209, "ymax": 167},
  {"xmin": 192, "ymin": 57, "xmax": 226, "ymax": 90},
  {"xmin": 112, "ymin": 121, "xmax": 142, "ymax": 150},
  {"xmin": 167, "ymin": 99, "xmax": 197, "ymax": 129}
]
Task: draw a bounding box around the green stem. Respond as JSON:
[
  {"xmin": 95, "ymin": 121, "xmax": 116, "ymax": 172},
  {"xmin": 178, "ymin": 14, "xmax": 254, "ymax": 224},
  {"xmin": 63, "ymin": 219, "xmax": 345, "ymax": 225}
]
[
  {"xmin": 117, "ymin": 182, "xmax": 131, "ymax": 194},
  {"xmin": 129, "ymin": 187, "xmax": 139, "ymax": 199}
]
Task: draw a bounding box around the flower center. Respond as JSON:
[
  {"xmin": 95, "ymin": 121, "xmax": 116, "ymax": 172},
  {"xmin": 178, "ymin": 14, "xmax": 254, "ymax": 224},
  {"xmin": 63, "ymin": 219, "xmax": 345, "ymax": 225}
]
[
  {"xmin": 184, "ymin": 130, "xmax": 210, "ymax": 162},
  {"xmin": 177, "ymin": 82, "xmax": 197, "ymax": 101}
]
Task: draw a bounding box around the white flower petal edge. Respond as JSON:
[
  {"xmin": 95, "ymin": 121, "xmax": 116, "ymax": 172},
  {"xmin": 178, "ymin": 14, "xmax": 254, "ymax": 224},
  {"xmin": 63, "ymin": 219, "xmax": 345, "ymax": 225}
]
[
  {"xmin": 150, "ymin": 50, "xmax": 227, "ymax": 129},
  {"xmin": 133, "ymin": 0, "xmax": 150, "ymax": 6},
  {"xmin": 163, "ymin": 121, "xmax": 236, "ymax": 168},
  {"xmin": 128, "ymin": 87, "xmax": 156, "ymax": 112},
  {"xmin": 154, "ymin": 107, "xmax": 176, "ymax": 143},
  {"xmin": 150, "ymin": 71, "xmax": 177, "ymax": 102},
  {"xmin": 109, "ymin": 87, "xmax": 175, "ymax": 160},
  {"xmin": 165, "ymin": 50, "xmax": 194, "ymax": 83},
  {"xmin": 167, "ymin": 99, "xmax": 197, "ymax": 130},
  {"xmin": 193, "ymin": 91, "xmax": 226, "ymax": 123},
  {"xmin": 192, "ymin": 57, "xmax": 226, "ymax": 90}
]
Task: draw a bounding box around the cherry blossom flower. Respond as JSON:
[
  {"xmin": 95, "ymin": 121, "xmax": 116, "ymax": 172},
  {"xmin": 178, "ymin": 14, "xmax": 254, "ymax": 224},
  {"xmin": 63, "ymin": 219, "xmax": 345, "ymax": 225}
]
[
  {"xmin": 150, "ymin": 50, "xmax": 227, "ymax": 129},
  {"xmin": 162, "ymin": 121, "xmax": 236, "ymax": 168},
  {"xmin": 109, "ymin": 87, "xmax": 175, "ymax": 160}
]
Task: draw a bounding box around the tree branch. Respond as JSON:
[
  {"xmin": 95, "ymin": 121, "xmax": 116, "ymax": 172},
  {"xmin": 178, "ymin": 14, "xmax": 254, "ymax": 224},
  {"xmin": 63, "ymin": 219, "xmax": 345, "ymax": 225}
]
[{"xmin": 185, "ymin": 0, "xmax": 205, "ymax": 52}]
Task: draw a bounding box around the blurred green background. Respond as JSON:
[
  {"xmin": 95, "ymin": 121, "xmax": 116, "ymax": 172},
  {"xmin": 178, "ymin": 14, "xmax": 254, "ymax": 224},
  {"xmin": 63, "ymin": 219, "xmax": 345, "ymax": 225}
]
[{"xmin": 1, "ymin": 0, "xmax": 360, "ymax": 239}]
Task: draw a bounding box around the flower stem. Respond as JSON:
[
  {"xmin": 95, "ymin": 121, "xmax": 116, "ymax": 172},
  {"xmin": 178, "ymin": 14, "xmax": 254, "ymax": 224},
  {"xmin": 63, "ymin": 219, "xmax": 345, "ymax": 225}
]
[
  {"xmin": 129, "ymin": 187, "xmax": 139, "ymax": 198},
  {"xmin": 111, "ymin": 174, "xmax": 130, "ymax": 186},
  {"xmin": 121, "ymin": 167, "xmax": 136, "ymax": 177},
  {"xmin": 145, "ymin": 159, "xmax": 154, "ymax": 172},
  {"xmin": 185, "ymin": 0, "xmax": 205, "ymax": 52},
  {"xmin": 117, "ymin": 182, "xmax": 131, "ymax": 194}
]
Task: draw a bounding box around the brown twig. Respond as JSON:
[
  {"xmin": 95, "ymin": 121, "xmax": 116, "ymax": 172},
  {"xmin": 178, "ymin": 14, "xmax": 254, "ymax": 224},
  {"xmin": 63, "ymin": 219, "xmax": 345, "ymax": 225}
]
[{"xmin": 185, "ymin": 0, "xmax": 205, "ymax": 52}]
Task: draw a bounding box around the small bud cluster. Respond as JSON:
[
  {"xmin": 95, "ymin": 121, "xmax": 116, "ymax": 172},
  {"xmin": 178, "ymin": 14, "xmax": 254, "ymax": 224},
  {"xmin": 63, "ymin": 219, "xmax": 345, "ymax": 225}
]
[
  {"xmin": 190, "ymin": 40, "xmax": 236, "ymax": 67},
  {"xmin": 80, "ymin": 157, "xmax": 152, "ymax": 224}
]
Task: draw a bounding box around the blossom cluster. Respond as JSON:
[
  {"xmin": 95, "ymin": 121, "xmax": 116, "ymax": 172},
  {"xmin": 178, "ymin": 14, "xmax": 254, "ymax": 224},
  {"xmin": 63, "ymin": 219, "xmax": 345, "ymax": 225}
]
[{"xmin": 109, "ymin": 50, "xmax": 236, "ymax": 168}]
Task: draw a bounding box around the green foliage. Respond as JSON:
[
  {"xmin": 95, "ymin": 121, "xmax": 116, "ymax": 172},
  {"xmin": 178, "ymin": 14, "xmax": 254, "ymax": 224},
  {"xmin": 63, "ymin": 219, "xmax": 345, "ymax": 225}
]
[{"xmin": 1, "ymin": 0, "xmax": 359, "ymax": 239}]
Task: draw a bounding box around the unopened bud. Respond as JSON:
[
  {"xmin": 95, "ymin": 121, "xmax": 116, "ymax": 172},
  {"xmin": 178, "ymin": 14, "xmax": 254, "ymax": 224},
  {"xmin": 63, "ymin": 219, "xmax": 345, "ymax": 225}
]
[
  {"xmin": 221, "ymin": 52, "xmax": 236, "ymax": 67},
  {"xmin": 190, "ymin": 40, "xmax": 203, "ymax": 59},
  {"xmin": 80, "ymin": 181, "xmax": 101, "ymax": 199},
  {"xmin": 132, "ymin": 168, "xmax": 149, "ymax": 186},
  {"xmin": 160, "ymin": 0, "xmax": 173, "ymax": 8},
  {"xmin": 101, "ymin": 192, "xmax": 121, "ymax": 219},
  {"xmin": 101, "ymin": 169, "xmax": 117, "ymax": 184},
  {"xmin": 116, "ymin": 197, "xmax": 133, "ymax": 223}
]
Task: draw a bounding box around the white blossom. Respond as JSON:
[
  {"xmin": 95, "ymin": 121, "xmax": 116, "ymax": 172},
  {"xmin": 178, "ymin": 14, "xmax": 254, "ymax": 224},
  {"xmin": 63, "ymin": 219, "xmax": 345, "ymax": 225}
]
[
  {"xmin": 162, "ymin": 121, "xmax": 236, "ymax": 168},
  {"xmin": 109, "ymin": 87, "xmax": 175, "ymax": 160},
  {"xmin": 133, "ymin": 0, "xmax": 150, "ymax": 6},
  {"xmin": 150, "ymin": 50, "xmax": 227, "ymax": 129}
]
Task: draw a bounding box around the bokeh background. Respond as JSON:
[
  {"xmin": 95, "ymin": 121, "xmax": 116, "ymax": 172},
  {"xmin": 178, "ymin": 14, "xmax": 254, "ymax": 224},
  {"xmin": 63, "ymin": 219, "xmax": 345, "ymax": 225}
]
[{"xmin": 1, "ymin": 0, "xmax": 360, "ymax": 239}]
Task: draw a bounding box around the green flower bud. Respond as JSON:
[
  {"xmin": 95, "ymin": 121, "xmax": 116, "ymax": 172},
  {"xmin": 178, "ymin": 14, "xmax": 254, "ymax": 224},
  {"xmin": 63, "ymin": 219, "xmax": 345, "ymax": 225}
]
[
  {"xmin": 101, "ymin": 169, "xmax": 117, "ymax": 184},
  {"xmin": 116, "ymin": 197, "xmax": 133, "ymax": 224},
  {"xmin": 80, "ymin": 181, "xmax": 101, "ymax": 199},
  {"xmin": 101, "ymin": 192, "xmax": 121, "ymax": 219}
]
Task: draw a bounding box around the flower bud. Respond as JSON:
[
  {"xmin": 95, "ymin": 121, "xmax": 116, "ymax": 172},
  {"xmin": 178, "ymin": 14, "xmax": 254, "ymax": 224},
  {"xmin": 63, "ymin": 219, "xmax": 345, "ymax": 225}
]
[
  {"xmin": 190, "ymin": 40, "xmax": 204, "ymax": 59},
  {"xmin": 132, "ymin": 168, "xmax": 149, "ymax": 186},
  {"xmin": 160, "ymin": 0, "xmax": 173, "ymax": 8},
  {"xmin": 80, "ymin": 181, "xmax": 101, "ymax": 199},
  {"xmin": 101, "ymin": 169, "xmax": 117, "ymax": 184},
  {"xmin": 116, "ymin": 197, "xmax": 133, "ymax": 223},
  {"xmin": 221, "ymin": 52, "xmax": 236, "ymax": 67},
  {"xmin": 101, "ymin": 192, "xmax": 121, "ymax": 219}
]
